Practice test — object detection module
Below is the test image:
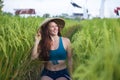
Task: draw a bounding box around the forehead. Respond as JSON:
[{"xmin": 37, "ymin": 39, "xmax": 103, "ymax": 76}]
[{"xmin": 48, "ymin": 21, "xmax": 57, "ymax": 26}]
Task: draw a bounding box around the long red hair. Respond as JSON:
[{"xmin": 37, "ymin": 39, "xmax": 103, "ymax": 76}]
[{"xmin": 38, "ymin": 21, "xmax": 62, "ymax": 61}]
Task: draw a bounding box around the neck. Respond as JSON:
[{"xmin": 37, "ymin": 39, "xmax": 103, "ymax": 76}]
[{"xmin": 50, "ymin": 35, "xmax": 59, "ymax": 41}]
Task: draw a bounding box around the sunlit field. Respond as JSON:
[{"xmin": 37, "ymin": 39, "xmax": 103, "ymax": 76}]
[
  {"xmin": 0, "ymin": 15, "xmax": 120, "ymax": 80},
  {"xmin": 72, "ymin": 18, "xmax": 120, "ymax": 80}
]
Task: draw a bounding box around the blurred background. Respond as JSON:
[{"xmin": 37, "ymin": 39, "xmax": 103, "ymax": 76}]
[
  {"xmin": 1, "ymin": 0, "xmax": 120, "ymax": 19},
  {"xmin": 0, "ymin": 0, "xmax": 120, "ymax": 80}
]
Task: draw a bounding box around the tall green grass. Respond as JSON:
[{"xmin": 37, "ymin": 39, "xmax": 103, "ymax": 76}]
[
  {"xmin": 0, "ymin": 15, "xmax": 44, "ymax": 80},
  {"xmin": 0, "ymin": 15, "xmax": 79, "ymax": 80},
  {"xmin": 72, "ymin": 18, "xmax": 120, "ymax": 80},
  {"xmin": 1, "ymin": 15, "xmax": 120, "ymax": 80}
]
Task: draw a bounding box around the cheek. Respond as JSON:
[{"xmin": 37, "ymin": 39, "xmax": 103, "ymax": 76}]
[
  {"xmin": 49, "ymin": 27, "xmax": 58, "ymax": 31},
  {"xmin": 56, "ymin": 27, "xmax": 59, "ymax": 30},
  {"xmin": 48, "ymin": 28, "xmax": 54, "ymax": 34},
  {"xmin": 54, "ymin": 27, "xmax": 58, "ymax": 31},
  {"xmin": 49, "ymin": 27, "xmax": 54, "ymax": 32}
]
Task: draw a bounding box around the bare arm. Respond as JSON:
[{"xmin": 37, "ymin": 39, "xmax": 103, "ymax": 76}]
[
  {"xmin": 66, "ymin": 38, "xmax": 73, "ymax": 78},
  {"xmin": 31, "ymin": 42, "xmax": 40, "ymax": 60},
  {"xmin": 31, "ymin": 30, "xmax": 41, "ymax": 60}
]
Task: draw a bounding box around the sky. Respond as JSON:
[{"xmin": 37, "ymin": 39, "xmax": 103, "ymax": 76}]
[{"xmin": 2, "ymin": 0, "xmax": 120, "ymax": 18}]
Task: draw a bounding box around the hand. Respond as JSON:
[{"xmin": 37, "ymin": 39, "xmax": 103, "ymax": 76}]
[{"xmin": 35, "ymin": 29, "xmax": 41, "ymax": 44}]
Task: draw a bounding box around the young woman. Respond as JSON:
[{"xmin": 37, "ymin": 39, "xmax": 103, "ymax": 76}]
[{"xmin": 31, "ymin": 18, "xmax": 73, "ymax": 80}]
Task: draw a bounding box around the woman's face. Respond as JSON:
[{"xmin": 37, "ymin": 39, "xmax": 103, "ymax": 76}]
[{"xmin": 48, "ymin": 21, "xmax": 59, "ymax": 36}]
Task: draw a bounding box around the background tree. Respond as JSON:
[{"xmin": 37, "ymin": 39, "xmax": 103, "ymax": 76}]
[
  {"xmin": 0, "ymin": 0, "xmax": 3, "ymax": 14},
  {"xmin": 42, "ymin": 13, "xmax": 50, "ymax": 18}
]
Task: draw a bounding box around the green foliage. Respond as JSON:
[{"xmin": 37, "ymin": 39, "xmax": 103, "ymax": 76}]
[
  {"xmin": 62, "ymin": 19, "xmax": 81, "ymax": 39},
  {"xmin": 0, "ymin": 0, "xmax": 3, "ymax": 14},
  {"xmin": 0, "ymin": 15, "xmax": 78, "ymax": 80},
  {"xmin": 0, "ymin": 15, "xmax": 120, "ymax": 80},
  {"xmin": 72, "ymin": 18, "xmax": 120, "ymax": 80},
  {"xmin": 42, "ymin": 13, "xmax": 50, "ymax": 18},
  {"xmin": 0, "ymin": 15, "xmax": 44, "ymax": 80}
]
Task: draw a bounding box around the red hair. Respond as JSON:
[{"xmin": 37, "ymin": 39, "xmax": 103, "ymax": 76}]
[{"xmin": 38, "ymin": 21, "xmax": 61, "ymax": 61}]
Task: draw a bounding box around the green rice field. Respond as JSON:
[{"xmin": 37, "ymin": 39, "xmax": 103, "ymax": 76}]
[{"xmin": 0, "ymin": 15, "xmax": 120, "ymax": 80}]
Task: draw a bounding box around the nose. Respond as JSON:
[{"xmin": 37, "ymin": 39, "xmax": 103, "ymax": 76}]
[{"xmin": 54, "ymin": 26, "xmax": 58, "ymax": 30}]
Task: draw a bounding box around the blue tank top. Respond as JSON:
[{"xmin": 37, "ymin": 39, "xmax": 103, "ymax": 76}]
[{"xmin": 49, "ymin": 37, "xmax": 67, "ymax": 61}]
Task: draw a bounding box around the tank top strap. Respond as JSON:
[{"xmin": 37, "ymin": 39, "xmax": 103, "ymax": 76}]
[{"xmin": 59, "ymin": 37, "xmax": 64, "ymax": 50}]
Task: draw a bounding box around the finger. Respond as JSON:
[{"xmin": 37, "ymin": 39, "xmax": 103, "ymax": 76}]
[
  {"xmin": 37, "ymin": 29, "xmax": 41, "ymax": 36},
  {"xmin": 37, "ymin": 32, "xmax": 41, "ymax": 37},
  {"xmin": 37, "ymin": 28, "xmax": 41, "ymax": 33}
]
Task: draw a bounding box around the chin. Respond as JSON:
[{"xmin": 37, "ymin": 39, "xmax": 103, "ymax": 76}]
[{"xmin": 51, "ymin": 33, "xmax": 58, "ymax": 36}]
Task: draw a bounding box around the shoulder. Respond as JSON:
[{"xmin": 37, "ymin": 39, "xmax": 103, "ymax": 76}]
[
  {"xmin": 61, "ymin": 37, "xmax": 72, "ymax": 53},
  {"xmin": 61, "ymin": 37, "xmax": 71, "ymax": 44}
]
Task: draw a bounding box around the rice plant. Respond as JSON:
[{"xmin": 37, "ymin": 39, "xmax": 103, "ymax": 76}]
[
  {"xmin": 1, "ymin": 14, "xmax": 120, "ymax": 80},
  {"xmin": 72, "ymin": 18, "xmax": 120, "ymax": 80}
]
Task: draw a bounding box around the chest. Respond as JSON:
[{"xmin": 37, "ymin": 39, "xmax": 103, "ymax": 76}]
[{"xmin": 49, "ymin": 48, "xmax": 67, "ymax": 60}]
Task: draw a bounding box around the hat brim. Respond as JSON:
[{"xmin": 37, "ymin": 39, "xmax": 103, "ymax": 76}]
[{"xmin": 40, "ymin": 18, "xmax": 65, "ymax": 28}]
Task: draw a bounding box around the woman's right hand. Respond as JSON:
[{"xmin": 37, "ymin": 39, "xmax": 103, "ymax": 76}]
[{"xmin": 35, "ymin": 29, "xmax": 41, "ymax": 45}]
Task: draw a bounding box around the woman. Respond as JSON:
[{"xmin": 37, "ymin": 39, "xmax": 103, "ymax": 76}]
[{"xmin": 31, "ymin": 18, "xmax": 73, "ymax": 80}]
